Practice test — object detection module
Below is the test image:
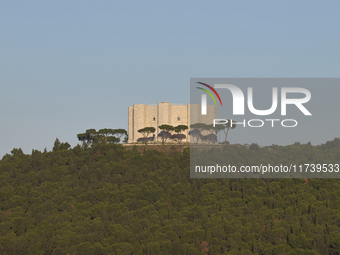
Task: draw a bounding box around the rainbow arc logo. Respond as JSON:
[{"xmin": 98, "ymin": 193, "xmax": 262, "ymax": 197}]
[{"xmin": 196, "ymin": 82, "xmax": 222, "ymax": 115}]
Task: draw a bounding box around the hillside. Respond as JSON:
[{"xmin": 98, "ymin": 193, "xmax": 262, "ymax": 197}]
[{"xmin": 1, "ymin": 141, "xmax": 340, "ymax": 254}]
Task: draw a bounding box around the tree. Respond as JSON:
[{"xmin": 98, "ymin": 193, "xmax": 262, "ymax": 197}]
[
  {"xmin": 113, "ymin": 129, "xmax": 128, "ymax": 143},
  {"xmin": 11, "ymin": 148, "xmax": 24, "ymax": 156},
  {"xmin": 188, "ymin": 128, "xmax": 201, "ymax": 144},
  {"xmin": 85, "ymin": 129, "xmax": 97, "ymax": 146},
  {"xmin": 189, "ymin": 123, "xmax": 205, "ymax": 144},
  {"xmin": 53, "ymin": 138, "xmax": 71, "ymax": 151},
  {"xmin": 216, "ymin": 119, "xmax": 237, "ymax": 144},
  {"xmin": 107, "ymin": 136, "xmax": 119, "ymax": 143},
  {"xmin": 201, "ymin": 124, "xmax": 224, "ymax": 144},
  {"xmin": 77, "ymin": 129, "xmax": 97, "ymax": 148},
  {"xmin": 137, "ymin": 127, "xmax": 156, "ymax": 145},
  {"xmin": 77, "ymin": 133, "xmax": 87, "ymax": 148},
  {"xmin": 59, "ymin": 142, "xmax": 71, "ymax": 150},
  {"xmin": 214, "ymin": 124, "xmax": 225, "ymax": 137},
  {"xmin": 158, "ymin": 125, "xmax": 173, "ymax": 145},
  {"xmin": 52, "ymin": 138, "xmax": 61, "ymax": 151},
  {"xmin": 208, "ymin": 124, "xmax": 225, "ymax": 144},
  {"xmin": 249, "ymin": 143, "xmax": 260, "ymax": 151},
  {"xmin": 173, "ymin": 125, "xmax": 188, "ymax": 144},
  {"xmin": 123, "ymin": 134, "xmax": 128, "ymax": 143},
  {"xmin": 97, "ymin": 128, "xmax": 126, "ymax": 144},
  {"xmin": 98, "ymin": 128, "xmax": 114, "ymax": 143},
  {"xmin": 198, "ymin": 123, "xmax": 213, "ymax": 144}
]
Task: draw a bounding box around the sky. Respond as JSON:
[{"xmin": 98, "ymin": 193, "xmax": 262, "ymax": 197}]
[{"xmin": 1, "ymin": 0, "xmax": 339, "ymax": 156}]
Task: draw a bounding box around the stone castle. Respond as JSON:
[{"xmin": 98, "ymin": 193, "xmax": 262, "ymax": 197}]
[{"xmin": 128, "ymin": 102, "xmax": 216, "ymax": 143}]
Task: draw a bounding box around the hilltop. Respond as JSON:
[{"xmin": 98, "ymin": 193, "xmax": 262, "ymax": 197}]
[{"xmin": 0, "ymin": 140, "xmax": 340, "ymax": 254}]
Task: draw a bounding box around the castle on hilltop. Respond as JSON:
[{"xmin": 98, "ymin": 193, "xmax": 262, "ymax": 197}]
[{"xmin": 128, "ymin": 102, "xmax": 216, "ymax": 143}]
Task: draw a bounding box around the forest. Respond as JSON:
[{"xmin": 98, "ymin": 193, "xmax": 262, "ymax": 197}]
[{"xmin": 0, "ymin": 138, "xmax": 340, "ymax": 254}]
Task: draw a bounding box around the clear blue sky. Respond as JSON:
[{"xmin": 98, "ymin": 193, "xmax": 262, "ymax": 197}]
[{"xmin": 1, "ymin": 0, "xmax": 339, "ymax": 156}]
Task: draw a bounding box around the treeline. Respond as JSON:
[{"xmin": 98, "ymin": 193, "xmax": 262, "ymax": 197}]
[
  {"xmin": 189, "ymin": 122, "xmax": 236, "ymax": 145},
  {"xmin": 139, "ymin": 125, "xmax": 189, "ymax": 145},
  {"xmin": 136, "ymin": 121, "xmax": 237, "ymax": 145},
  {"xmin": 0, "ymin": 139, "xmax": 340, "ymax": 254},
  {"xmin": 77, "ymin": 128, "xmax": 127, "ymax": 148}
]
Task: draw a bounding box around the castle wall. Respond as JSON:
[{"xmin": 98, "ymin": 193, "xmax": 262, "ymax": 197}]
[{"xmin": 128, "ymin": 102, "xmax": 216, "ymax": 143}]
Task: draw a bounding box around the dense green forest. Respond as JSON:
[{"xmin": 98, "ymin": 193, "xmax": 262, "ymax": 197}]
[{"xmin": 1, "ymin": 139, "xmax": 340, "ymax": 254}]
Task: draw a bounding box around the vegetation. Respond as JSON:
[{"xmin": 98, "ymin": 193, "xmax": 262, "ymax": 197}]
[
  {"xmin": 138, "ymin": 125, "xmax": 190, "ymax": 145},
  {"xmin": 189, "ymin": 123, "xmax": 235, "ymax": 144},
  {"xmin": 52, "ymin": 138, "xmax": 71, "ymax": 152},
  {"xmin": 220, "ymin": 120, "xmax": 237, "ymax": 144},
  {"xmin": 137, "ymin": 127, "xmax": 156, "ymax": 145},
  {"xmin": 77, "ymin": 129, "xmax": 127, "ymax": 148},
  {"xmin": 173, "ymin": 125, "xmax": 189, "ymax": 144},
  {"xmin": 158, "ymin": 125, "xmax": 173, "ymax": 145},
  {"xmin": 0, "ymin": 138, "xmax": 340, "ymax": 254}
]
